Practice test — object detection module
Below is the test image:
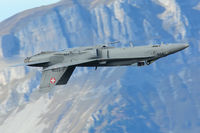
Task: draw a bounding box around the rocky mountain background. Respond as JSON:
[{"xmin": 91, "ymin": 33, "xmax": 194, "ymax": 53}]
[{"xmin": 0, "ymin": 0, "xmax": 200, "ymax": 133}]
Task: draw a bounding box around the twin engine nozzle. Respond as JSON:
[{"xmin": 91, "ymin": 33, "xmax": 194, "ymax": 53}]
[{"xmin": 24, "ymin": 57, "xmax": 31, "ymax": 63}]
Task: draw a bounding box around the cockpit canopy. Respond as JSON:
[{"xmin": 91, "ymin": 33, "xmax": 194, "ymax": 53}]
[{"xmin": 152, "ymin": 45, "xmax": 160, "ymax": 47}]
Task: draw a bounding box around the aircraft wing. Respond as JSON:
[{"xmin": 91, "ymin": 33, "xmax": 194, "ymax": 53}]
[
  {"xmin": 43, "ymin": 59, "xmax": 95, "ymax": 71},
  {"xmin": 39, "ymin": 66, "xmax": 75, "ymax": 92}
]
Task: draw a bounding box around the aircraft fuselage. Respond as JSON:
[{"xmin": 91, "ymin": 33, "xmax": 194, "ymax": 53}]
[{"xmin": 25, "ymin": 43, "xmax": 189, "ymax": 68}]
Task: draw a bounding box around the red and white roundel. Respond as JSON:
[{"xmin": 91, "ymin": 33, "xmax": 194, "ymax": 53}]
[{"xmin": 50, "ymin": 77, "xmax": 56, "ymax": 84}]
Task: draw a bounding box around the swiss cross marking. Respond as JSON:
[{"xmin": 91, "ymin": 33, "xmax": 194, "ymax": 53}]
[{"xmin": 50, "ymin": 77, "xmax": 56, "ymax": 84}]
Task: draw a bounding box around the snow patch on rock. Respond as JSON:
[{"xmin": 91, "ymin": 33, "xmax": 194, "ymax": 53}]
[
  {"xmin": 154, "ymin": 0, "xmax": 186, "ymax": 40},
  {"xmin": 0, "ymin": 96, "xmax": 51, "ymax": 133},
  {"xmin": 193, "ymin": 2, "xmax": 200, "ymax": 11}
]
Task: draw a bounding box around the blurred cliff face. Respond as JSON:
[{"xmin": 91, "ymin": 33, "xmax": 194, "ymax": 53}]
[{"xmin": 0, "ymin": 0, "xmax": 199, "ymax": 133}]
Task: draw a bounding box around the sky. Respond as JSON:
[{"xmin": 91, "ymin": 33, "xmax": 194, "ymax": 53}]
[{"xmin": 0, "ymin": 0, "xmax": 60, "ymax": 22}]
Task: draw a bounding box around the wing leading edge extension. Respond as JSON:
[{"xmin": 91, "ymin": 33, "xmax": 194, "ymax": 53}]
[{"xmin": 39, "ymin": 66, "xmax": 75, "ymax": 92}]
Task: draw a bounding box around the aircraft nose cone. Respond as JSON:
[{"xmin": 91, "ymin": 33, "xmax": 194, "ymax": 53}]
[
  {"xmin": 167, "ymin": 43, "xmax": 189, "ymax": 55},
  {"xmin": 178, "ymin": 43, "xmax": 189, "ymax": 50},
  {"xmin": 183, "ymin": 43, "xmax": 189, "ymax": 49},
  {"xmin": 175, "ymin": 43, "xmax": 189, "ymax": 51}
]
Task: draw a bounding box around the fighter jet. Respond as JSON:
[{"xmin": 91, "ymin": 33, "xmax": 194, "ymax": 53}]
[{"xmin": 24, "ymin": 42, "xmax": 189, "ymax": 92}]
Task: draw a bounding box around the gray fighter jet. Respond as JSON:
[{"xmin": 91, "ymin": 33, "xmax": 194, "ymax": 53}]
[{"xmin": 24, "ymin": 42, "xmax": 189, "ymax": 92}]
